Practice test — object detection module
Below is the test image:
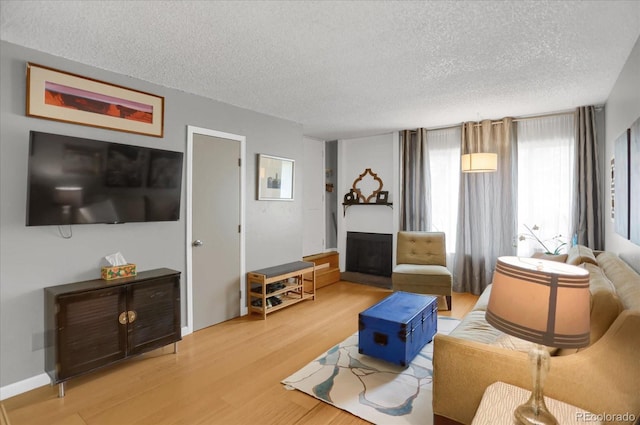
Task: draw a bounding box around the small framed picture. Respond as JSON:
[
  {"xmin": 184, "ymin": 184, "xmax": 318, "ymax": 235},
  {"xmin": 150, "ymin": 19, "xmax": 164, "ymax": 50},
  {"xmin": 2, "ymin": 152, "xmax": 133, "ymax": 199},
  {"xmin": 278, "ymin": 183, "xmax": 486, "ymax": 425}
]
[
  {"xmin": 376, "ymin": 191, "xmax": 389, "ymax": 204},
  {"xmin": 257, "ymin": 154, "xmax": 295, "ymax": 200},
  {"xmin": 343, "ymin": 189, "xmax": 359, "ymax": 205}
]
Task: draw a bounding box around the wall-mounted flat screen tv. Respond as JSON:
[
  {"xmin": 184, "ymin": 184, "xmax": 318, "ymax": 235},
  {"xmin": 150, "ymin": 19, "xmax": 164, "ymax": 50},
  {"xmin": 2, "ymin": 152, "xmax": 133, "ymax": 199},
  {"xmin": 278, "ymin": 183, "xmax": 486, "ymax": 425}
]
[{"xmin": 26, "ymin": 131, "xmax": 184, "ymax": 226}]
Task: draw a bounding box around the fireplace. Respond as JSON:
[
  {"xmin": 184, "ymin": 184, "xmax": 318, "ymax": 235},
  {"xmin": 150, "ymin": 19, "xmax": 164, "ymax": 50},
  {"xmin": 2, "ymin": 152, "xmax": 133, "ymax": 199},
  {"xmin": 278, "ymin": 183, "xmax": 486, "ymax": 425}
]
[{"xmin": 346, "ymin": 232, "xmax": 392, "ymax": 277}]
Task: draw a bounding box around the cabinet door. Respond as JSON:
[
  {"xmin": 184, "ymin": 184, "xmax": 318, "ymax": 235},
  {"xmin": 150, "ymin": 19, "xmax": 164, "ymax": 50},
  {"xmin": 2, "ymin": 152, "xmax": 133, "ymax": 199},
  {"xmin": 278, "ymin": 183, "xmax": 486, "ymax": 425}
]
[
  {"xmin": 127, "ymin": 276, "xmax": 180, "ymax": 355},
  {"xmin": 57, "ymin": 287, "xmax": 127, "ymax": 380}
]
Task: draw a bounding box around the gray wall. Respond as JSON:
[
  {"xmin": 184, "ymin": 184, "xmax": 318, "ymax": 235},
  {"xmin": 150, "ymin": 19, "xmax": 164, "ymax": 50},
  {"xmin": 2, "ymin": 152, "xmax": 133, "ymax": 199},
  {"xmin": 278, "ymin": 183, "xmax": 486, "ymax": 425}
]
[
  {"xmin": 0, "ymin": 41, "xmax": 304, "ymax": 387},
  {"xmin": 604, "ymin": 36, "xmax": 640, "ymax": 271}
]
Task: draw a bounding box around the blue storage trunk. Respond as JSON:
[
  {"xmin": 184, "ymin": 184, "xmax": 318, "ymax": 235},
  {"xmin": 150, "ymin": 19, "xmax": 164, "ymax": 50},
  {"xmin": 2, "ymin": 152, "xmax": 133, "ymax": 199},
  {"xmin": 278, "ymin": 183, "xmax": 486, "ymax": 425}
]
[{"xmin": 358, "ymin": 291, "xmax": 437, "ymax": 367}]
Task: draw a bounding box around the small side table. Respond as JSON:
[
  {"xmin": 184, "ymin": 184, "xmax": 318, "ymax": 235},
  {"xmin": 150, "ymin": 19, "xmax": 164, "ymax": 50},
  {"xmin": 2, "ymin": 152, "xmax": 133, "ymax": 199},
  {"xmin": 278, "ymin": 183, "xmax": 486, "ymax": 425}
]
[{"xmin": 471, "ymin": 381, "xmax": 602, "ymax": 425}]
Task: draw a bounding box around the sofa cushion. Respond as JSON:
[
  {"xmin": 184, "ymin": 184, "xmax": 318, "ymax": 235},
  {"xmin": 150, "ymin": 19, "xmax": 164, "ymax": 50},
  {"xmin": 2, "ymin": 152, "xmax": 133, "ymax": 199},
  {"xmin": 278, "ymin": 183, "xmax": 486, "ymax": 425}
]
[
  {"xmin": 583, "ymin": 263, "xmax": 623, "ymax": 346},
  {"xmin": 448, "ymin": 310, "xmax": 504, "ymax": 344},
  {"xmin": 556, "ymin": 262, "xmax": 623, "ymax": 356},
  {"xmin": 566, "ymin": 244, "xmax": 598, "ymax": 266},
  {"xmin": 492, "ymin": 333, "xmax": 559, "ymax": 355},
  {"xmin": 596, "ymin": 252, "xmax": 640, "ymax": 311}
]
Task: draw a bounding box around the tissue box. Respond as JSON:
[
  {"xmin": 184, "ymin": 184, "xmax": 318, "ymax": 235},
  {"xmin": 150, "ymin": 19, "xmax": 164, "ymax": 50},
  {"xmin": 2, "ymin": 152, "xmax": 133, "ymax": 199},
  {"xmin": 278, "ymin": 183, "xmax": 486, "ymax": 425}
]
[{"xmin": 101, "ymin": 264, "xmax": 137, "ymax": 280}]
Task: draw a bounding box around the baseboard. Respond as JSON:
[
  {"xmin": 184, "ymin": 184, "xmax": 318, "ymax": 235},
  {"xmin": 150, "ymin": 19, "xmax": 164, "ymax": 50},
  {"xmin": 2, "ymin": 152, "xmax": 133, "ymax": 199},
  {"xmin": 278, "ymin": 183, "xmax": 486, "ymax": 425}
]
[
  {"xmin": 2, "ymin": 329, "xmax": 191, "ymax": 401},
  {"xmin": 0, "ymin": 373, "xmax": 50, "ymax": 401}
]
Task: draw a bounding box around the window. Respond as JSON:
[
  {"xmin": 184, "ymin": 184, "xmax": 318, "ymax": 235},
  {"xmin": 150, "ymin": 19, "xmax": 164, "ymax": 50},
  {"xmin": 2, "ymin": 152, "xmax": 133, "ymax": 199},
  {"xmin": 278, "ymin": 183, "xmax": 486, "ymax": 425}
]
[
  {"xmin": 427, "ymin": 126, "xmax": 461, "ymax": 268},
  {"xmin": 424, "ymin": 114, "xmax": 575, "ymax": 260},
  {"xmin": 516, "ymin": 114, "xmax": 575, "ymax": 256}
]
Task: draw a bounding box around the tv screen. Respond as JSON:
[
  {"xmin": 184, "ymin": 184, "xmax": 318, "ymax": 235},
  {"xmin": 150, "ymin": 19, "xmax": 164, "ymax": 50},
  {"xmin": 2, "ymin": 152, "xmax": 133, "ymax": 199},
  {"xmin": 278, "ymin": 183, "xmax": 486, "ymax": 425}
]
[{"xmin": 26, "ymin": 131, "xmax": 183, "ymax": 226}]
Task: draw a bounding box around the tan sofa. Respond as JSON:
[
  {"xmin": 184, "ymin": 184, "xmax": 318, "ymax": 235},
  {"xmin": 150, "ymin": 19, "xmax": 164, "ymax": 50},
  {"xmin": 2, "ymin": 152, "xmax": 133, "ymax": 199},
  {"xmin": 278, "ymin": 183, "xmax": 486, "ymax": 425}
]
[{"xmin": 433, "ymin": 245, "xmax": 640, "ymax": 425}]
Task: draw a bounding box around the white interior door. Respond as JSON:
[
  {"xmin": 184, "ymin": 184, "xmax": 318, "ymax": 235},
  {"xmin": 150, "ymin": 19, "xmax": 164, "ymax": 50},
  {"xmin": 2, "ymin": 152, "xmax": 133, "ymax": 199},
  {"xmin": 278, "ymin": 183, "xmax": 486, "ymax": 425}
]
[
  {"xmin": 302, "ymin": 137, "xmax": 325, "ymax": 256},
  {"xmin": 187, "ymin": 127, "xmax": 245, "ymax": 333}
]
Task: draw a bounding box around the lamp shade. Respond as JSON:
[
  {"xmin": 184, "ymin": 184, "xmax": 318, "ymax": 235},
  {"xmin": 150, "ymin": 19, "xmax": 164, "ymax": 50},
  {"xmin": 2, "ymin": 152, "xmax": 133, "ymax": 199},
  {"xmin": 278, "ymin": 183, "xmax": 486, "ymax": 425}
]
[
  {"xmin": 486, "ymin": 256, "xmax": 590, "ymax": 348},
  {"xmin": 461, "ymin": 152, "xmax": 497, "ymax": 173},
  {"xmin": 53, "ymin": 186, "xmax": 83, "ymax": 207}
]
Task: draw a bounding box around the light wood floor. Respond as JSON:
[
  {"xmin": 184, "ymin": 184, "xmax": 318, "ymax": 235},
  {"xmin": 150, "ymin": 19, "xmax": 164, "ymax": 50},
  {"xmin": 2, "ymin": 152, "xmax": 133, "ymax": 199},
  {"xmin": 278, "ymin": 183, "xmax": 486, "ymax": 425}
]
[{"xmin": 3, "ymin": 282, "xmax": 478, "ymax": 425}]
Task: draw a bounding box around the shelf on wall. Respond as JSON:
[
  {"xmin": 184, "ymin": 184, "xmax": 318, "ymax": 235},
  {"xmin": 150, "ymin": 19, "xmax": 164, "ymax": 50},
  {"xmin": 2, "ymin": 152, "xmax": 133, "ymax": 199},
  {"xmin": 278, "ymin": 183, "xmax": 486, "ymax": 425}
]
[{"xmin": 342, "ymin": 202, "xmax": 393, "ymax": 216}]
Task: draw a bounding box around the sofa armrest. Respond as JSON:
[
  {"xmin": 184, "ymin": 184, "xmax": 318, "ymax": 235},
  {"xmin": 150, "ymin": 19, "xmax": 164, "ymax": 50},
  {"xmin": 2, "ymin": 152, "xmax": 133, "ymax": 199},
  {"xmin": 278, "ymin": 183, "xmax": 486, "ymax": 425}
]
[
  {"xmin": 433, "ymin": 334, "xmax": 530, "ymax": 424},
  {"xmin": 433, "ymin": 310, "xmax": 640, "ymax": 425}
]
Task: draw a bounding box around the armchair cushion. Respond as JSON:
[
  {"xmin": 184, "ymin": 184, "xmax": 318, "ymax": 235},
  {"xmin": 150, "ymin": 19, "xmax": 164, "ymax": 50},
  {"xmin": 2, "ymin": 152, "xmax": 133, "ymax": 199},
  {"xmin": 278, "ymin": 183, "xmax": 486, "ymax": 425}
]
[
  {"xmin": 393, "ymin": 231, "xmax": 453, "ymax": 310},
  {"xmin": 393, "ymin": 264, "xmax": 451, "ymax": 277},
  {"xmin": 392, "ymin": 264, "xmax": 452, "ymax": 291},
  {"xmin": 396, "ymin": 231, "xmax": 446, "ymax": 266}
]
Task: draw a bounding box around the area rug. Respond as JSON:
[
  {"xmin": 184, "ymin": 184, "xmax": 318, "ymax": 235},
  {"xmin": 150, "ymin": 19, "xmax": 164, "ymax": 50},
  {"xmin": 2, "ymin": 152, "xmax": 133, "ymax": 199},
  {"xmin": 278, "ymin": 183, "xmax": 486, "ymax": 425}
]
[{"xmin": 282, "ymin": 316, "xmax": 461, "ymax": 425}]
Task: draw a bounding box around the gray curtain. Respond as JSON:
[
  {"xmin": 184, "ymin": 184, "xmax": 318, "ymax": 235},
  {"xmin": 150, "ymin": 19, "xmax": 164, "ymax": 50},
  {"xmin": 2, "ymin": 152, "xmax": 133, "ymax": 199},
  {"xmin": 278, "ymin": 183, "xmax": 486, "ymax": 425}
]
[
  {"xmin": 399, "ymin": 129, "xmax": 431, "ymax": 231},
  {"xmin": 453, "ymin": 119, "xmax": 518, "ymax": 295},
  {"xmin": 573, "ymin": 106, "xmax": 603, "ymax": 249}
]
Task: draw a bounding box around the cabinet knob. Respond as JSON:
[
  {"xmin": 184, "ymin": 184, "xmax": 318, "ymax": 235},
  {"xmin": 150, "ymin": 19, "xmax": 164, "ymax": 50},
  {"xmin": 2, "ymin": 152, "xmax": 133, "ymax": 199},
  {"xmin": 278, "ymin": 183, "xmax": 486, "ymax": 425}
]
[
  {"xmin": 128, "ymin": 310, "xmax": 137, "ymax": 323},
  {"xmin": 118, "ymin": 312, "xmax": 127, "ymax": 325}
]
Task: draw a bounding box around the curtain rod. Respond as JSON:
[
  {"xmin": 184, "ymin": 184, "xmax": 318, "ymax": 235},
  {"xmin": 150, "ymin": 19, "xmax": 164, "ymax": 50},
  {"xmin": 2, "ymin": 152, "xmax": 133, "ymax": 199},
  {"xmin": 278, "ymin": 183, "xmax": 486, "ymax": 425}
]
[
  {"xmin": 420, "ymin": 110, "xmax": 574, "ymax": 132},
  {"xmin": 411, "ymin": 106, "xmax": 603, "ymax": 132}
]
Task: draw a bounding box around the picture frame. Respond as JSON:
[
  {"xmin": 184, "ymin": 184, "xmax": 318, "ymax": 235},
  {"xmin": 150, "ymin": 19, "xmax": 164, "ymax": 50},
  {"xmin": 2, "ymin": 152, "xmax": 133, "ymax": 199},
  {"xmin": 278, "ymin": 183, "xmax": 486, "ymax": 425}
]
[
  {"xmin": 376, "ymin": 191, "xmax": 389, "ymax": 204},
  {"xmin": 614, "ymin": 129, "xmax": 630, "ymax": 239},
  {"xmin": 343, "ymin": 189, "xmax": 359, "ymax": 205},
  {"xmin": 26, "ymin": 63, "xmax": 164, "ymax": 137},
  {"xmin": 630, "ymin": 116, "xmax": 640, "ymax": 245},
  {"xmin": 610, "ymin": 157, "xmax": 615, "ymax": 221},
  {"xmin": 257, "ymin": 154, "xmax": 294, "ymax": 201}
]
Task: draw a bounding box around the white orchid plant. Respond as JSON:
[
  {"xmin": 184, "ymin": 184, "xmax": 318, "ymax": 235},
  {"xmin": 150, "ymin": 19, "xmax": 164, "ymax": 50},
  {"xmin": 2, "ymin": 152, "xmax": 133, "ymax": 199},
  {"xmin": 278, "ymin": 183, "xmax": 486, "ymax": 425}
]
[{"xmin": 516, "ymin": 224, "xmax": 567, "ymax": 255}]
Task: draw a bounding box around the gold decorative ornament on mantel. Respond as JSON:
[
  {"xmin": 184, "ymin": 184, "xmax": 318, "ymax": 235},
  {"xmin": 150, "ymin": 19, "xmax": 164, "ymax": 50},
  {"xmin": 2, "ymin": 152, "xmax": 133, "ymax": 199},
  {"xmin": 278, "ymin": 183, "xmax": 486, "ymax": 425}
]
[
  {"xmin": 342, "ymin": 168, "xmax": 392, "ymax": 215},
  {"xmin": 352, "ymin": 168, "xmax": 383, "ymax": 203}
]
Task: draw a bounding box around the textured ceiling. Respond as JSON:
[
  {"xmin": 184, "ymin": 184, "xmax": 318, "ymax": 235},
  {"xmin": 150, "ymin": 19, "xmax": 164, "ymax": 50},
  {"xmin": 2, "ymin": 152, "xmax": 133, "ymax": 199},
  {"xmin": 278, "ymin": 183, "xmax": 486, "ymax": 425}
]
[{"xmin": 1, "ymin": 1, "xmax": 639, "ymax": 140}]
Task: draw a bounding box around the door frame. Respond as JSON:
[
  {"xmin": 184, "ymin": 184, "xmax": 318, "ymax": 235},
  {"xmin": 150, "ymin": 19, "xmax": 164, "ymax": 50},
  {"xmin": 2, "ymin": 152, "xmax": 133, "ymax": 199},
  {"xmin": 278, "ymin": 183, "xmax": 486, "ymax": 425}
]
[{"xmin": 185, "ymin": 125, "xmax": 246, "ymax": 336}]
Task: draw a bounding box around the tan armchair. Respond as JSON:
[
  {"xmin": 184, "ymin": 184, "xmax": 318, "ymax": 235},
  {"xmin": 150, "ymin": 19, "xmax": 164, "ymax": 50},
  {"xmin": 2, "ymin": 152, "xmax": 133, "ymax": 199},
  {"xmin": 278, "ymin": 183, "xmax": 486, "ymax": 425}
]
[{"xmin": 392, "ymin": 231, "xmax": 453, "ymax": 310}]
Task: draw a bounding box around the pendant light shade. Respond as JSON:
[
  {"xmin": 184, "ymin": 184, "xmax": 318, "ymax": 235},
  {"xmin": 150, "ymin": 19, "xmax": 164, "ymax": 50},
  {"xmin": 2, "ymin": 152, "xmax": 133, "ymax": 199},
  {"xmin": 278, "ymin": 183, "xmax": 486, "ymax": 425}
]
[
  {"xmin": 461, "ymin": 120, "xmax": 498, "ymax": 173},
  {"xmin": 461, "ymin": 152, "xmax": 498, "ymax": 173}
]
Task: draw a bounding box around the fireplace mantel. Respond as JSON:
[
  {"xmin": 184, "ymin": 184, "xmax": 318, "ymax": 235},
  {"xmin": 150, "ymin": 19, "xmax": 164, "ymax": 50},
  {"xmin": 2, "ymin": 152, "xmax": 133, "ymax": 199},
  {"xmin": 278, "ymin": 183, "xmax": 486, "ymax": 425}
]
[{"xmin": 341, "ymin": 202, "xmax": 393, "ymax": 216}]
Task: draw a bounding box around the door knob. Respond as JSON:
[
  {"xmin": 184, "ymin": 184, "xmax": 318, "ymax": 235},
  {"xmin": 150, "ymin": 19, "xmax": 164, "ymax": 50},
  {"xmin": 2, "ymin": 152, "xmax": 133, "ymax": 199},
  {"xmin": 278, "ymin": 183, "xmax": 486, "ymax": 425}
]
[{"xmin": 192, "ymin": 239, "xmax": 204, "ymax": 247}]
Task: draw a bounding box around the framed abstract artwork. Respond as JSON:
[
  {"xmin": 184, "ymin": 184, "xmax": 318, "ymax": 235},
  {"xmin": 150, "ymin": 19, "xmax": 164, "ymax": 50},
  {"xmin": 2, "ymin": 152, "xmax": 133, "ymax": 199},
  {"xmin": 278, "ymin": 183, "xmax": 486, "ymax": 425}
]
[
  {"xmin": 257, "ymin": 154, "xmax": 294, "ymax": 200},
  {"xmin": 614, "ymin": 129, "xmax": 630, "ymax": 239},
  {"xmin": 630, "ymin": 116, "xmax": 640, "ymax": 245},
  {"xmin": 610, "ymin": 157, "xmax": 615, "ymax": 221},
  {"xmin": 26, "ymin": 63, "xmax": 164, "ymax": 137}
]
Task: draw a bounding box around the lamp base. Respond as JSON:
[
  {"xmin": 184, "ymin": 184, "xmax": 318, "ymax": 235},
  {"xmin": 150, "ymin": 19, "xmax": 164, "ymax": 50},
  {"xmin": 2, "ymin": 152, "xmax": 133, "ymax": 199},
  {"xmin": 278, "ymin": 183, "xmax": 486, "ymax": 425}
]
[
  {"xmin": 514, "ymin": 403, "xmax": 559, "ymax": 425},
  {"xmin": 513, "ymin": 344, "xmax": 559, "ymax": 425}
]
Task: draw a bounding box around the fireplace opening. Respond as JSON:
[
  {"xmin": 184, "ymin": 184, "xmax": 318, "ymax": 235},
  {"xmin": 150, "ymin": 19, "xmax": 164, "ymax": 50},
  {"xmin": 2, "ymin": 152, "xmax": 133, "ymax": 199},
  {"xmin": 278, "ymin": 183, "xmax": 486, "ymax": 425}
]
[{"xmin": 346, "ymin": 232, "xmax": 392, "ymax": 277}]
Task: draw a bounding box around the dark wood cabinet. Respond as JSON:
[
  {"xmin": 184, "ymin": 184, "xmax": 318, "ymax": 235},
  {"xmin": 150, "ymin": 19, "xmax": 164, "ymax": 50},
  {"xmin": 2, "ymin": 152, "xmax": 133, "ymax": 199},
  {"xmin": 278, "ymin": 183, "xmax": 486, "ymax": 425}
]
[{"xmin": 45, "ymin": 268, "xmax": 181, "ymax": 396}]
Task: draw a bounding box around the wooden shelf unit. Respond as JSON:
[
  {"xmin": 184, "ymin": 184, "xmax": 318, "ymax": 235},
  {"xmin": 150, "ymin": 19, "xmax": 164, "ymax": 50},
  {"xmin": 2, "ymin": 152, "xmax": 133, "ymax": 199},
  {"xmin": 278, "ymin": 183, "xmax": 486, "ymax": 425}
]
[
  {"xmin": 303, "ymin": 251, "xmax": 340, "ymax": 288},
  {"xmin": 247, "ymin": 261, "xmax": 315, "ymax": 319}
]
